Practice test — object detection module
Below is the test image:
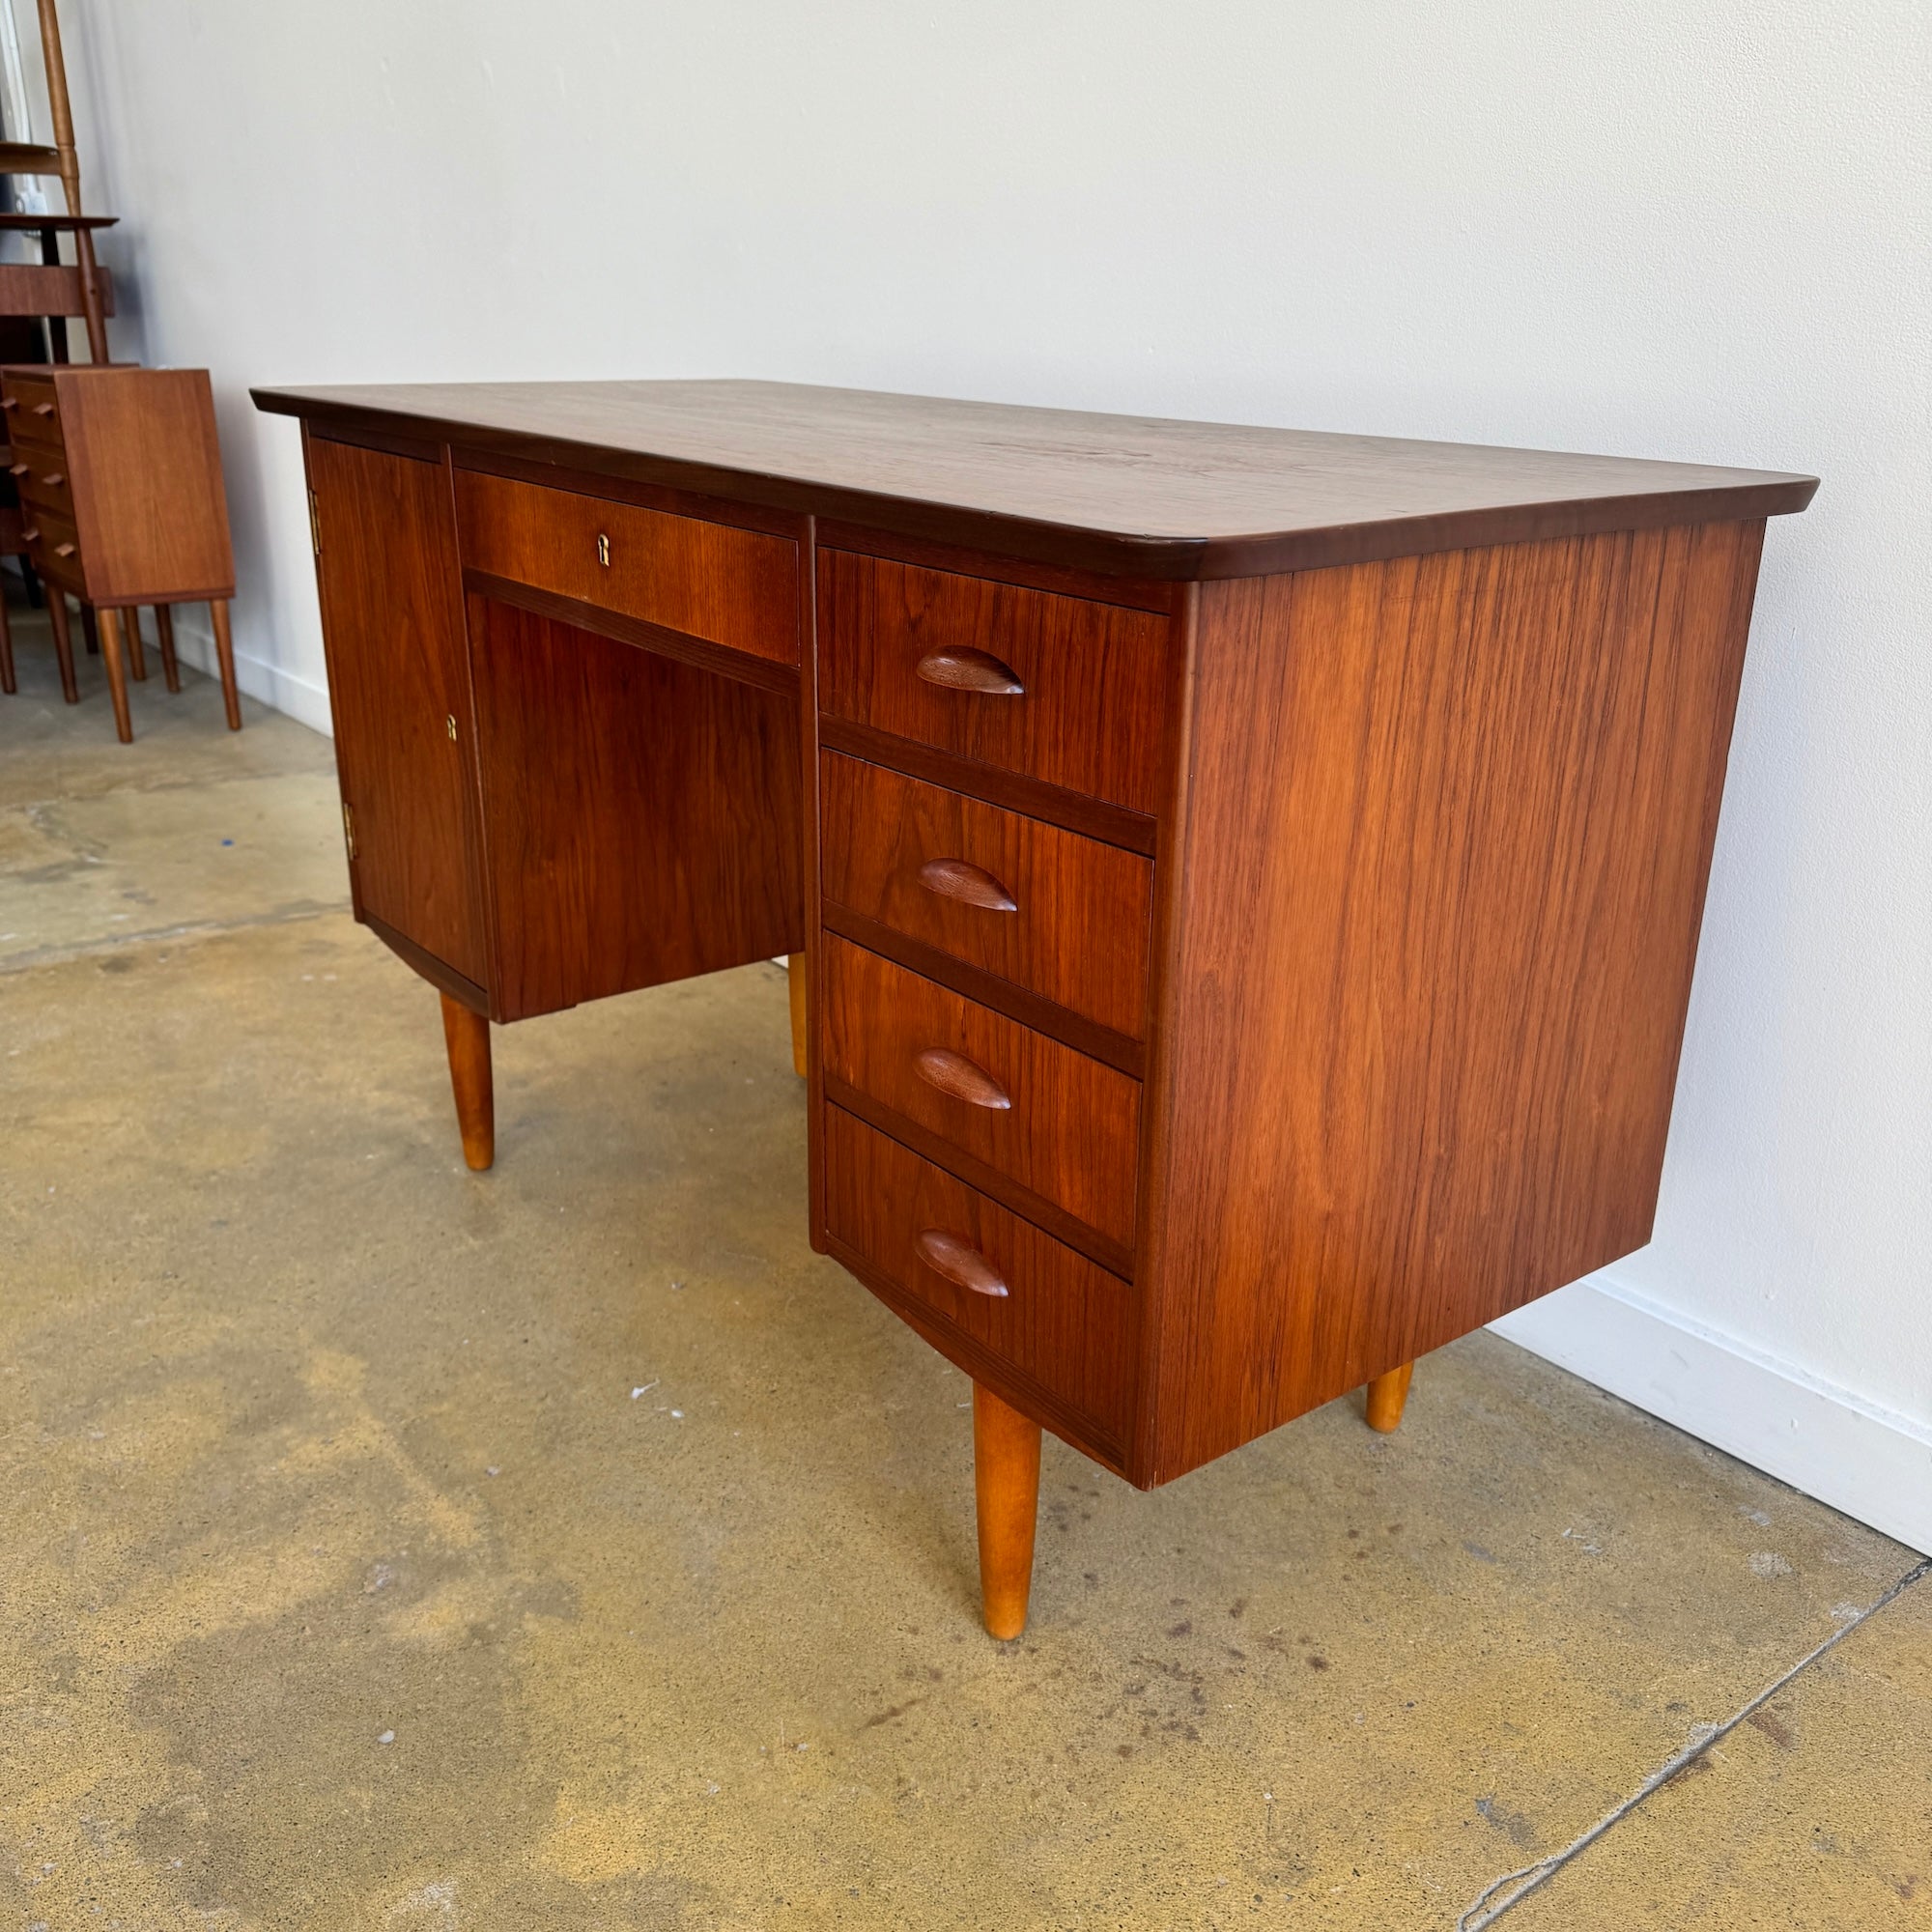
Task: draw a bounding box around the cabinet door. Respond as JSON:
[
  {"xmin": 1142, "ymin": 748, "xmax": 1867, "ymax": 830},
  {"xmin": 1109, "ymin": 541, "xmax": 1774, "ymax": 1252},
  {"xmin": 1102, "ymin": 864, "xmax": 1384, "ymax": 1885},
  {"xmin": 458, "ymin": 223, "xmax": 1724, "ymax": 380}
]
[{"xmin": 306, "ymin": 432, "xmax": 487, "ymax": 991}]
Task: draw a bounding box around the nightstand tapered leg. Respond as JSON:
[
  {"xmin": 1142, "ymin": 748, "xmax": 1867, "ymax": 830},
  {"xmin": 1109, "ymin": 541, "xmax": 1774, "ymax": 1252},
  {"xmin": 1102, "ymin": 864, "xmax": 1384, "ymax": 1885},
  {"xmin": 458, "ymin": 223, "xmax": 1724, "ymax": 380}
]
[
  {"xmin": 210, "ymin": 599, "xmax": 242, "ymax": 730},
  {"xmin": 440, "ymin": 992, "xmax": 494, "ymax": 1172},
  {"xmin": 974, "ymin": 1381, "xmax": 1041, "ymax": 1639},
  {"xmin": 126, "ymin": 606, "xmax": 147, "ymax": 681},
  {"xmin": 786, "ymin": 952, "xmax": 808, "ymax": 1078},
  {"xmin": 155, "ymin": 606, "xmax": 181, "ymax": 693},
  {"xmin": 98, "ymin": 606, "xmax": 133, "ymax": 743},
  {"xmin": 47, "ymin": 593, "xmax": 76, "ymax": 702},
  {"xmin": 1365, "ymin": 1361, "xmax": 1415, "ymax": 1433}
]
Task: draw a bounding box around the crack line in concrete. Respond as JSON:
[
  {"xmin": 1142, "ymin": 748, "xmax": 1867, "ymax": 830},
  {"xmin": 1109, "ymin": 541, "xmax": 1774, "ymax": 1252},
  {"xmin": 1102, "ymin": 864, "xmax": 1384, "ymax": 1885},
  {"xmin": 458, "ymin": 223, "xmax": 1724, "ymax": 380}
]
[{"xmin": 1457, "ymin": 1554, "xmax": 1932, "ymax": 1929}]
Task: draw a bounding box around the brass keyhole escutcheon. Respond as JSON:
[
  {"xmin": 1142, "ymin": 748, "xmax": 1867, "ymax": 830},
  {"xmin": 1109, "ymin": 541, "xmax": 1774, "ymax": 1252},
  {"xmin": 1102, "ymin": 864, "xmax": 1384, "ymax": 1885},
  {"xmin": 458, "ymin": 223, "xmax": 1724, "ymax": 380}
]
[
  {"xmin": 446, "ymin": 715, "xmax": 458, "ymax": 741},
  {"xmin": 596, "ymin": 531, "xmax": 611, "ymax": 567}
]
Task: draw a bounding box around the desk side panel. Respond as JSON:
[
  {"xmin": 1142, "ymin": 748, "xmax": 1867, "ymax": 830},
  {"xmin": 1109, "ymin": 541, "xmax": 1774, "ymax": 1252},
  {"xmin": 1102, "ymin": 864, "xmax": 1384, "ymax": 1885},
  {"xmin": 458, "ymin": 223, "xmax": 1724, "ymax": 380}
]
[{"xmin": 1143, "ymin": 521, "xmax": 1766, "ymax": 1481}]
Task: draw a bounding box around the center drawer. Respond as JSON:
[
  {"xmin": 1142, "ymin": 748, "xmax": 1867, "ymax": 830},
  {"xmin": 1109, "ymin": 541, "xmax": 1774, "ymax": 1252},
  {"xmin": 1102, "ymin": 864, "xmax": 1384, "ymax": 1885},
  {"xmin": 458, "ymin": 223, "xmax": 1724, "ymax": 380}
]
[
  {"xmin": 821, "ymin": 934, "xmax": 1142, "ymax": 1257},
  {"xmin": 819, "ymin": 752, "xmax": 1152, "ymax": 1042},
  {"xmin": 454, "ymin": 468, "xmax": 799, "ymax": 666}
]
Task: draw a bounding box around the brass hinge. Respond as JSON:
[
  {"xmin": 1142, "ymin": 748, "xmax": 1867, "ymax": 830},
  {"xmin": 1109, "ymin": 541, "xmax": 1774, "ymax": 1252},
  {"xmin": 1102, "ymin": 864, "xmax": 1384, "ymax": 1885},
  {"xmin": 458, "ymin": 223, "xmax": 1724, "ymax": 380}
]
[
  {"xmin": 341, "ymin": 801, "xmax": 356, "ymax": 862},
  {"xmin": 309, "ymin": 489, "xmax": 322, "ymax": 555}
]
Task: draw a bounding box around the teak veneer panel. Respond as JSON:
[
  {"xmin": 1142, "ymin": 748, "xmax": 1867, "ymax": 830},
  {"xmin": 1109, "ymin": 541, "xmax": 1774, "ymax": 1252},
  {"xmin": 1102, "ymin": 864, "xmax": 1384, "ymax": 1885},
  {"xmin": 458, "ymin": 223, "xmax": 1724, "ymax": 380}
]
[
  {"xmin": 817, "ymin": 549, "xmax": 1171, "ymax": 812},
  {"xmin": 469, "ymin": 597, "xmax": 804, "ymax": 1020},
  {"xmin": 1138, "ymin": 521, "xmax": 1768, "ymax": 1480},
  {"xmin": 454, "ymin": 467, "xmax": 798, "ymax": 667},
  {"xmin": 819, "ymin": 752, "xmax": 1153, "ymax": 1041},
  {"xmin": 306, "ymin": 434, "xmax": 486, "ymax": 988},
  {"xmin": 821, "ymin": 935, "xmax": 1143, "ymax": 1255}
]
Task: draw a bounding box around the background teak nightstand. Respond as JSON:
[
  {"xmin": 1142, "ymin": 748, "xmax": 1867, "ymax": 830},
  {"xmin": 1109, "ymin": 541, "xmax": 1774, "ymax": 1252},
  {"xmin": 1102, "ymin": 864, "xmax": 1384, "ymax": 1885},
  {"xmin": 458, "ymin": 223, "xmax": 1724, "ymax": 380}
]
[{"xmin": 0, "ymin": 362, "xmax": 239, "ymax": 741}]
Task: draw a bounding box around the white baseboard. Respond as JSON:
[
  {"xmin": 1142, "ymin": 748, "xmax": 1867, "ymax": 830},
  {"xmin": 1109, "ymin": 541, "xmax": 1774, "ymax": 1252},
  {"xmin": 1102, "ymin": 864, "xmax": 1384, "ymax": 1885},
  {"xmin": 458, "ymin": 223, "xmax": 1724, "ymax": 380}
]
[
  {"xmin": 1492, "ymin": 1275, "xmax": 1932, "ymax": 1556},
  {"xmin": 168, "ymin": 612, "xmax": 334, "ymax": 737}
]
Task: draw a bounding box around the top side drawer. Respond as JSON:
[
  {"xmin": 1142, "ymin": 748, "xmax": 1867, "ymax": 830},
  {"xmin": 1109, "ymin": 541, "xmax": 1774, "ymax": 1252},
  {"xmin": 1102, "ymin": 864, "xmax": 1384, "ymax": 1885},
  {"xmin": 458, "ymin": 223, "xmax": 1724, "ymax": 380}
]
[
  {"xmin": 817, "ymin": 550, "xmax": 1171, "ymax": 813},
  {"xmin": 1, "ymin": 371, "xmax": 65, "ymax": 449},
  {"xmin": 455, "ymin": 469, "xmax": 799, "ymax": 667}
]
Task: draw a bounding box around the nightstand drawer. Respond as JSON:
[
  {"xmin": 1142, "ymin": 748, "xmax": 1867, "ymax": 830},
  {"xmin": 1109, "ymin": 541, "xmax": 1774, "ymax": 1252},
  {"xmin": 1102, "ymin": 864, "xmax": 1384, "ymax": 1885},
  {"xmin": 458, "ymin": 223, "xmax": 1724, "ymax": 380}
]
[
  {"xmin": 823, "ymin": 1105, "xmax": 1134, "ymax": 1447},
  {"xmin": 10, "ymin": 447, "xmax": 73, "ymax": 517},
  {"xmin": 821, "ymin": 934, "xmax": 1142, "ymax": 1259},
  {"xmin": 820, "ymin": 752, "xmax": 1151, "ymax": 1042},
  {"xmin": 455, "ymin": 468, "xmax": 798, "ymax": 666},
  {"xmin": 818, "ymin": 549, "xmax": 1170, "ymax": 813},
  {"xmin": 1, "ymin": 374, "xmax": 64, "ymax": 446},
  {"xmin": 22, "ymin": 505, "xmax": 84, "ymax": 589}
]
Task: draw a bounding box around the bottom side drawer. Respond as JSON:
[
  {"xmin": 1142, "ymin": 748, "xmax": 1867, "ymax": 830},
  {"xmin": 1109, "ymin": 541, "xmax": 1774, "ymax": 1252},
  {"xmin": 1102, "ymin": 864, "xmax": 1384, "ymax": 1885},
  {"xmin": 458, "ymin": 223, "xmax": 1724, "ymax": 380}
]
[
  {"xmin": 22, "ymin": 504, "xmax": 83, "ymax": 592},
  {"xmin": 823, "ymin": 1104, "xmax": 1136, "ymax": 1451}
]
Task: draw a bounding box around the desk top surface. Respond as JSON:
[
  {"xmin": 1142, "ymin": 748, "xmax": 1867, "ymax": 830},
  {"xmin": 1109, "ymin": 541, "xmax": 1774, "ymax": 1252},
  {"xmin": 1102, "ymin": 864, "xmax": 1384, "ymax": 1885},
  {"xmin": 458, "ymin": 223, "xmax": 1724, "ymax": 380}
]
[{"xmin": 253, "ymin": 378, "xmax": 1816, "ymax": 579}]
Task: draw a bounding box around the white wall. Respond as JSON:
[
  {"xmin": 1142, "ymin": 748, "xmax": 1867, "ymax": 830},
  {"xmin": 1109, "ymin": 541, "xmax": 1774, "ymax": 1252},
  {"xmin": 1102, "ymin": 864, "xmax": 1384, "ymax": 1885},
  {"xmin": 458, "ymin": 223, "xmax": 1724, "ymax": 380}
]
[{"xmin": 55, "ymin": 0, "xmax": 1929, "ymax": 1543}]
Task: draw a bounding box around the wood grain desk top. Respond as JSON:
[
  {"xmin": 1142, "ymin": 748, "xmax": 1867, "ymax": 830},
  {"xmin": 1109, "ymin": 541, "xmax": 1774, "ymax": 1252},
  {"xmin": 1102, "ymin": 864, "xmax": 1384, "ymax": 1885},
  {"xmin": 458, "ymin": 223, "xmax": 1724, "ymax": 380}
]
[{"xmin": 251, "ymin": 378, "xmax": 1816, "ymax": 579}]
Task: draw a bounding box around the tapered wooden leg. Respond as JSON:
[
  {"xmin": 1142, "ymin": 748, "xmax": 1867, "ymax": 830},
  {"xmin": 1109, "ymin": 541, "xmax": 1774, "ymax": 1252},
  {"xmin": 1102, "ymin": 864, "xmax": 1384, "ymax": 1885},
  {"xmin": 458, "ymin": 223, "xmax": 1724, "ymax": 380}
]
[
  {"xmin": 440, "ymin": 992, "xmax": 495, "ymax": 1172},
  {"xmin": 210, "ymin": 600, "xmax": 242, "ymax": 730},
  {"xmin": 155, "ymin": 605, "xmax": 181, "ymax": 692},
  {"xmin": 973, "ymin": 1381, "xmax": 1041, "ymax": 1639},
  {"xmin": 0, "ymin": 591, "xmax": 14, "ymax": 695},
  {"xmin": 47, "ymin": 593, "xmax": 76, "ymax": 702},
  {"xmin": 98, "ymin": 606, "xmax": 133, "ymax": 743},
  {"xmin": 1365, "ymin": 1361, "xmax": 1415, "ymax": 1434},
  {"xmin": 786, "ymin": 952, "xmax": 808, "ymax": 1078},
  {"xmin": 126, "ymin": 606, "xmax": 148, "ymax": 680}
]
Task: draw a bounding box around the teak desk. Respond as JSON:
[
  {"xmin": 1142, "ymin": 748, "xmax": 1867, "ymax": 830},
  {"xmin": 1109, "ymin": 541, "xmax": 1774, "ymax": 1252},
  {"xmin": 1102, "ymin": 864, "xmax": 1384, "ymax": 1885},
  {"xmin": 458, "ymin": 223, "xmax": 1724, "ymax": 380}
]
[{"xmin": 251, "ymin": 380, "xmax": 1815, "ymax": 1638}]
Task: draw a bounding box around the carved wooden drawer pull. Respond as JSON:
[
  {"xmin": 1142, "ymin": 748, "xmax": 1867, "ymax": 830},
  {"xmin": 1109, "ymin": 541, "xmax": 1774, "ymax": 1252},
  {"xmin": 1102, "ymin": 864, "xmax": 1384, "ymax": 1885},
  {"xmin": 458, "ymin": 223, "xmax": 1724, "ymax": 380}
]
[
  {"xmin": 7, "ymin": 463, "xmax": 25, "ymax": 477},
  {"xmin": 31, "ymin": 401, "xmax": 54, "ymax": 416},
  {"xmin": 915, "ymin": 646, "xmax": 1024, "ymax": 696},
  {"xmin": 916, "ymin": 1229, "xmax": 1009, "ymax": 1298},
  {"xmin": 916, "ymin": 856, "xmax": 1017, "ymax": 912},
  {"xmin": 42, "ymin": 471, "xmax": 64, "ymax": 487},
  {"xmin": 914, "ymin": 1046, "xmax": 1012, "ymax": 1111},
  {"xmin": 52, "ymin": 542, "xmax": 74, "ymax": 557},
  {"xmin": 19, "ymin": 526, "xmax": 39, "ymax": 543}
]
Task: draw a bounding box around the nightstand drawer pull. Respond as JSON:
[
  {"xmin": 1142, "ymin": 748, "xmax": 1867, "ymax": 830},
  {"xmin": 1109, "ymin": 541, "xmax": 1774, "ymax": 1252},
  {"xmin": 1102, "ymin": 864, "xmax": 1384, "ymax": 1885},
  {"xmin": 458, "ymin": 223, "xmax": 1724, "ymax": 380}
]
[
  {"xmin": 917, "ymin": 857, "xmax": 1017, "ymax": 913},
  {"xmin": 916, "ymin": 646, "xmax": 1024, "ymax": 696},
  {"xmin": 19, "ymin": 526, "xmax": 38, "ymax": 543},
  {"xmin": 916, "ymin": 1229, "xmax": 1009, "ymax": 1298},
  {"xmin": 42, "ymin": 471, "xmax": 64, "ymax": 487},
  {"xmin": 31, "ymin": 401, "xmax": 53, "ymax": 416},
  {"xmin": 914, "ymin": 1046, "xmax": 1012, "ymax": 1112},
  {"xmin": 52, "ymin": 541, "xmax": 74, "ymax": 557},
  {"xmin": 7, "ymin": 463, "xmax": 24, "ymax": 477}
]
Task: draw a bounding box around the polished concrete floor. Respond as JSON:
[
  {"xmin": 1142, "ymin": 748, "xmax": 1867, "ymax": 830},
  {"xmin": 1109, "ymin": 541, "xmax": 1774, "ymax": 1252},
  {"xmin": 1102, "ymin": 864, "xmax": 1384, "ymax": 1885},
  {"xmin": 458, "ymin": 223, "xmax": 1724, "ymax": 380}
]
[{"xmin": 2, "ymin": 619, "xmax": 1926, "ymax": 1931}]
